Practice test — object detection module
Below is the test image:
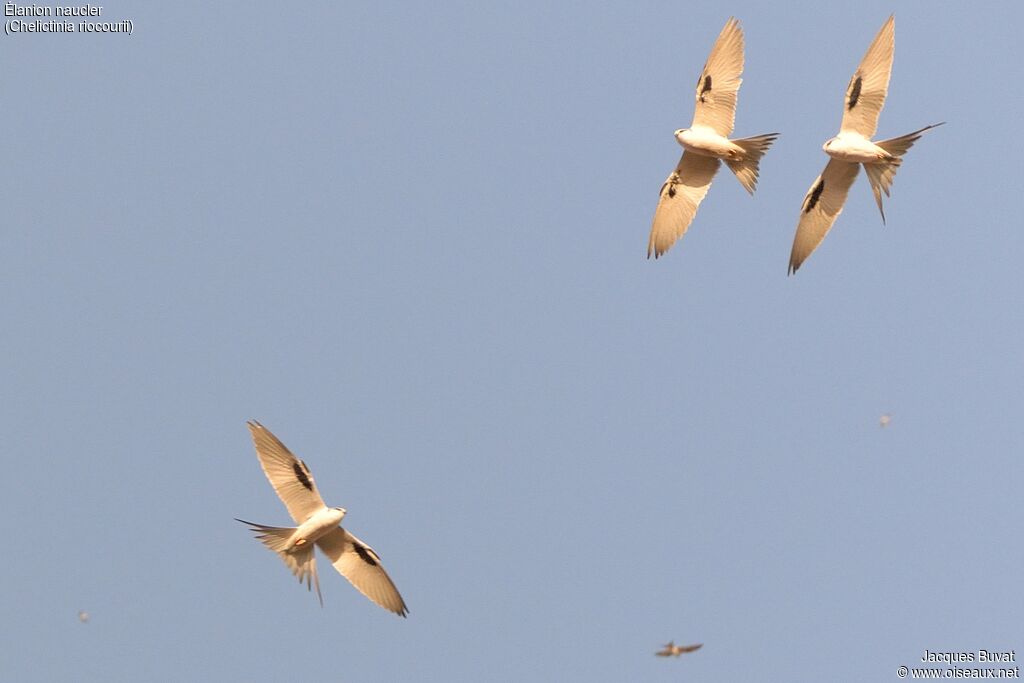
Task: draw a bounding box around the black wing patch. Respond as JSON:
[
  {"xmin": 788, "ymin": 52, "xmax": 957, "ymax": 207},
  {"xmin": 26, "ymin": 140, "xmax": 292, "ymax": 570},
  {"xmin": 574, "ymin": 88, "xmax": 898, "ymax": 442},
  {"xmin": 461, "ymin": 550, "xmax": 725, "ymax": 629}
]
[
  {"xmin": 662, "ymin": 171, "xmax": 680, "ymax": 199},
  {"xmin": 293, "ymin": 460, "xmax": 313, "ymax": 491},
  {"xmin": 847, "ymin": 74, "xmax": 862, "ymax": 111},
  {"xmin": 353, "ymin": 542, "xmax": 380, "ymax": 567},
  {"xmin": 804, "ymin": 179, "xmax": 825, "ymax": 213},
  {"xmin": 699, "ymin": 75, "xmax": 712, "ymax": 103}
]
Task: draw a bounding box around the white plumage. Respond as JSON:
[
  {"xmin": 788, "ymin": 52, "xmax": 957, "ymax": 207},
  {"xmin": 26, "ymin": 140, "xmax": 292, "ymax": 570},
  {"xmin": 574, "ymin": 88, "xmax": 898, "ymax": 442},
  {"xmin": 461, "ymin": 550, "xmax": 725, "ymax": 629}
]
[
  {"xmin": 788, "ymin": 16, "xmax": 943, "ymax": 274},
  {"xmin": 648, "ymin": 17, "xmax": 777, "ymax": 259},
  {"xmin": 237, "ymin": 421, "xmax": 408, "ymax": 616}
]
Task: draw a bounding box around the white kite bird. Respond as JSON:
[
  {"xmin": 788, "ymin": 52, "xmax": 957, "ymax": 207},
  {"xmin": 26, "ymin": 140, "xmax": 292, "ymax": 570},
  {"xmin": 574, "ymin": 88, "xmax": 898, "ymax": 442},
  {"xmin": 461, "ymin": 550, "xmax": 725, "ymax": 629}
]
[
  {"xmin": 656, "ymin": 641, "xmax": 703, "ymax": 657},
  {"xmin": 788, "ymin": 15, "xmax": 943, "ymax": 274},
  {"xmin": 648, "ymin": 17, "xmax": 778, "ymax": 259},
  {"xmin": 236, "ymin": 421, "xmax": 408, "ymax": 616}
]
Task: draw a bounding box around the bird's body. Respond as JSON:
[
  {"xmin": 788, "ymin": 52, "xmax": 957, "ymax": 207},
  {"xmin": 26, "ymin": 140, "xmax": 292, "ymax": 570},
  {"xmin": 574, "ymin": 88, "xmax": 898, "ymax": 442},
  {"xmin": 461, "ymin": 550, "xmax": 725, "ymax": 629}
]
[
  {"xmin": 648, "ymin": 17, "xmax": 777, "ymax": 259},
  {"xmin": 823, "ymin": 133, "xmax": 892, "ymax": 164},
  {"xmin": 675, "ymin": 127, "xmax": 747, "ymax": 160},
  {"xmin": 285, "ymin": 506, "xmax": 346, "ymax": 551},
  {"xmin": 236, "ymin": 421, "xmax": 408, "ymax": 616},
  {"xmin": 788, "ymin": 15, "xmax": 943, "ymax": 274}
]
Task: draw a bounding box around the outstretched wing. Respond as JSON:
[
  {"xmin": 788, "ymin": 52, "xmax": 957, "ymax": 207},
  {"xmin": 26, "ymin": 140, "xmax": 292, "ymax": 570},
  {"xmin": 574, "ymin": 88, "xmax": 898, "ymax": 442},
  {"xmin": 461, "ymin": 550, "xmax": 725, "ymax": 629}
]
[
  {"xmin": 788, "ymin": 160, "xmax": 860, "ymax": 274},
  {"xmin": 678, "ymin": 643, "xmax": 704, "ymax": 653},
  {"xmin": 691, "ymin": 17, "xmax": 745, "ymax": 136},
  {"xmin": 317, "ymin": 527, "xmax": 409, "ymax": 617},
  {"xmin": 839, "ymin": 15, "xmax": 894, "ymax": 138},
  {"xmin": 247, "ymin": 421, "xmax": 326, "ymax": 524},
  {"xmin": 648, "ymin": 153, "xmax": 720, "ymax": 259}
]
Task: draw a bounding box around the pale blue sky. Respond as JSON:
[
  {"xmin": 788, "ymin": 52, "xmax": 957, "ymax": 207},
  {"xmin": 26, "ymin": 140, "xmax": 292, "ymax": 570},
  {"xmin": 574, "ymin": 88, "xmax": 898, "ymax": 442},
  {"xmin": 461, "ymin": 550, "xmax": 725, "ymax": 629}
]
[{"xmin": 3, "ymin": 1, "xmax": 1021, "ymax": 680}]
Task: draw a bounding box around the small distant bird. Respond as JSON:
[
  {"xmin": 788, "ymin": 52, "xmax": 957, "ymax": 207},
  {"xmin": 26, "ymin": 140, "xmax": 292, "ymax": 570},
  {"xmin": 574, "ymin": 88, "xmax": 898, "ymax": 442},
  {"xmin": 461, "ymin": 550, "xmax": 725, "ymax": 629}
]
[
  {"xmin": 236, "ymin": 421, "xmax": 408, "ymax": 616},
  {"xmin": 879, "ymin": 413, "xmax": 892, "ymax": 428},
  {"xmin": 788, "ymin": 16, "xmax": 943, "ymax": 274},
  {"xmin": 656, "ymin": 641, "xmax": 703, "ymax": 657},
  {"xmin": 648, "ymin": 17, "xmax": 777, "ymax": 259},
  {"xmin": 77, "ymin": 611, "xmax": 90, "ymax": 623}
]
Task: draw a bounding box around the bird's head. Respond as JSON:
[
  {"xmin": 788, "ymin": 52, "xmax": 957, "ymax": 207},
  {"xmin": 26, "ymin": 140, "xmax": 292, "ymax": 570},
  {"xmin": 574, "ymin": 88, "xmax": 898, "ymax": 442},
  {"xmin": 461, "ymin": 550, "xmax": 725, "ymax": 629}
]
[
  {"xmin": 333, "ymin": 506, "xmax": 347, "ymax": 520},
  {"xmin": 822, "ymin": 137, "xmax": 838, "ymax": 153}
]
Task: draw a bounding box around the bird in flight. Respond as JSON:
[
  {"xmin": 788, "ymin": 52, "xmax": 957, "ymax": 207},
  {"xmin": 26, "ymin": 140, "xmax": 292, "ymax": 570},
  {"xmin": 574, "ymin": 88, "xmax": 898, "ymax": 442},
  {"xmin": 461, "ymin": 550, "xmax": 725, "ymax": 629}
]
[
  {"xmin": 648, "ymin": 17, "xmax": 778, "ymax": 259},
  {"xmin": 236, "ymin": 421, "xmax": 408, "ymax": 616},
  {"xmin": 788, "ymin": 16, "xmax": 943, "ymax": 274},
  {"xmin": 655, "ymin": 641, "xmax": 703, "ymax": 657},
  {"xmin": 879, "ymin": 413, "xmax": 892, "ymax": 428}
]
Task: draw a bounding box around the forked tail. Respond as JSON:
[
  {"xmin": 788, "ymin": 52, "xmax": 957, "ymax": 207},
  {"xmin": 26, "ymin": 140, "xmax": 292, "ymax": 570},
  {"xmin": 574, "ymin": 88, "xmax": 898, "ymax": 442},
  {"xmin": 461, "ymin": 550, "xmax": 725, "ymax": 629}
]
[
  {"xmin": 236, "ymin": 518, "xmax": 323, "ymax": 605},
  {"xmin": 236, "ymin": 518, "xmax": 295, "ymax": 553},
  {"xmin": 726, "ymin": 133, "xmax": 779, "ymax": 194},
  {"xmin": 866, "ymin": 122, "xmax": 945, "ymax": 223}
]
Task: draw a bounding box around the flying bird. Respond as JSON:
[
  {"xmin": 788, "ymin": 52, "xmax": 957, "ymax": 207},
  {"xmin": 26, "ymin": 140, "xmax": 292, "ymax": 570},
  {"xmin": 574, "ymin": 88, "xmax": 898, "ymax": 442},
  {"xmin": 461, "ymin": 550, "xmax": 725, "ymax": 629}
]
[
  {"xmin": 656, "ymin": 641, "xmax": 703, "ymax": 657},
  {"xmin": 879, "ymin": 413, "xmax": 892, "ymax": 428},
  {"xmin": 236, "ymin": 421, "xmax": 408, "ymax": 616},
  {"xmin": 648, "ymin": 17, "xmax": 778, "ymax": 259},
  {"xmin": 788, "ymin": 16, "xmax": 943, "ymax": 274}
]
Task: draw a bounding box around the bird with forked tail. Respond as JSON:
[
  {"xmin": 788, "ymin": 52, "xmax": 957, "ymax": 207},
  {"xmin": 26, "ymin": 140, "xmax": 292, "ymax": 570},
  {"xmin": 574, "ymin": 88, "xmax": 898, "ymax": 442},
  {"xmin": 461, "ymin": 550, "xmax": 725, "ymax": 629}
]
[
  {"xmin": 236, "ymin": 420, "xmax": 408, "ymax": 616},
  {"xmin": 648, "ymin": 17, "xmax": 778, "ymax": 260},
  {"xmin": 788, "ymin": 15, "xmax": 943, "ymax": 274}
]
